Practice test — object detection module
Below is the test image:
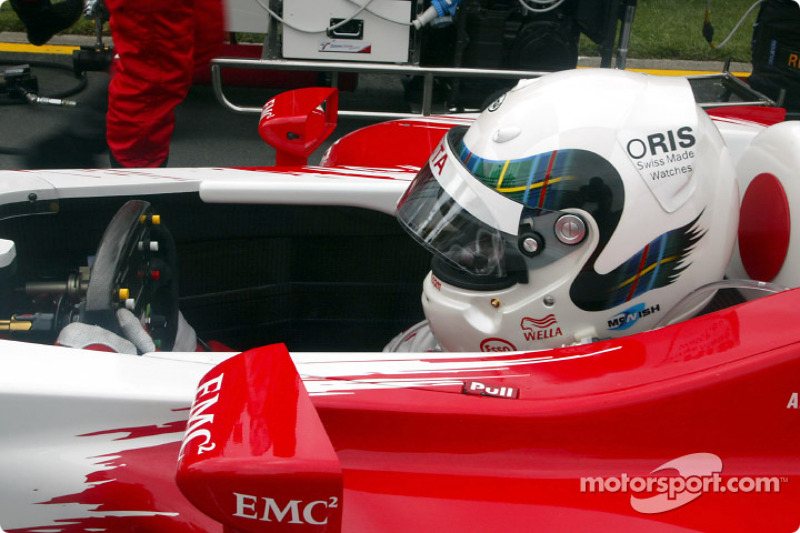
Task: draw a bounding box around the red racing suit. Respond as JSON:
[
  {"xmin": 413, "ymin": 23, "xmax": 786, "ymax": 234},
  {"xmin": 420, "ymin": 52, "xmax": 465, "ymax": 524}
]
[{"xmin": 105, "ymin": 0, "xmax": 224, "ymax": 167}]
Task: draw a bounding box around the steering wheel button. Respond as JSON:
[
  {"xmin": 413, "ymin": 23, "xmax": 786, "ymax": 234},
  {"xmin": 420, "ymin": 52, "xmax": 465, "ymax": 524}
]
[
  {"xmin": 138, "ymin": 241, "xmax": 159, "ymax": 252},
  {"xmin": 140, "ymin": 214, "xmax": 161, "ymax": 225},
  {"xmin": 86, "ymin": 201, "xmax": 179, "ymax": 351}
]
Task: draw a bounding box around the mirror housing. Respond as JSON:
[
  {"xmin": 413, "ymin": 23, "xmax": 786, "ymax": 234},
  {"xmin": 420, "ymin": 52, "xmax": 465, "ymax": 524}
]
[{"xmin": 258, "ymin": 87, "xmax": 339, "ymax": 166}]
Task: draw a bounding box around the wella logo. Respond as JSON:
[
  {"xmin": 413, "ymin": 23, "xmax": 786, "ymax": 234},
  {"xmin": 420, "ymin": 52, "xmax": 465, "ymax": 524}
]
[{"xmin": 521, "ymin": 314, "xmax": 563, "ymax": 342}]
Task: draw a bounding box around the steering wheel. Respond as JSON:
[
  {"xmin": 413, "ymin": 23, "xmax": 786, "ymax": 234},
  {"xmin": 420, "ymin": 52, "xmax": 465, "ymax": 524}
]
[{"xmin": 81, "ymin": 200, "xmax": 180, "ymax": 351}]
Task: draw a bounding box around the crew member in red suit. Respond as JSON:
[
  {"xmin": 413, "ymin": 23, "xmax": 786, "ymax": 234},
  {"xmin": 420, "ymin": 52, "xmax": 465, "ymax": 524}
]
[
  {"xmin": 104, "ymin": 0, "xmax": 225, "ymax": 167},
  {"xmin": 10, "ymin": 0, "xmax": 225, "ymax": 169}
]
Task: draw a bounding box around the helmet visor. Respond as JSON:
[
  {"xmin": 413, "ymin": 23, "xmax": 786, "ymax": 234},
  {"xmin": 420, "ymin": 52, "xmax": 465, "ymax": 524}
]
[{"xmin": 397, "ymin": 160, "xmax": 509, "ymax": 278}]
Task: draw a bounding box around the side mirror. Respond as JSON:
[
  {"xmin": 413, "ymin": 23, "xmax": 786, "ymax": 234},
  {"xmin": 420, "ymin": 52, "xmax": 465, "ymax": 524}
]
[
  {"xmin": 176, "ymin": 344, "xmax": 343, "ymax": 533},
  {"xmin": 258, "ymin": 87, "xmax": 339, "ymax": 166}
]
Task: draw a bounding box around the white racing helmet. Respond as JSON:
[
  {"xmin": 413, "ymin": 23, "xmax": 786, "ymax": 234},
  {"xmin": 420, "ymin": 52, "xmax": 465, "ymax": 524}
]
[{"xmin": 397, "ymin": 69, "xmax": 739, "ymax": 352}]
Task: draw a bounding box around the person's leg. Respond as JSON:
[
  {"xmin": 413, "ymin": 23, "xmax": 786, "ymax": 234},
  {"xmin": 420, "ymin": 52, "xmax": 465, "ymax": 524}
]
[
  {"xmin": 191, "ymin": 0, "xmax": 225, "ymax": 76},
  {"xmin": 105, "ymin": 0, "xmax": 195, "ymax": 167}
]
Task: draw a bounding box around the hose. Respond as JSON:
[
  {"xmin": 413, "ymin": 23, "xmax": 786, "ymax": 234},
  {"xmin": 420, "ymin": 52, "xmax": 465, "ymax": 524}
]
[
  {"xmin": 0, "ymin": 58, "xmax": 87, "ymax": 105},
  {"xmin": 0, "ymin": 60, "xmax": 89, "ymax": 157},
  {"xmin": 704, "ymin": 0, "xmax": 763, "ymax": 50}
]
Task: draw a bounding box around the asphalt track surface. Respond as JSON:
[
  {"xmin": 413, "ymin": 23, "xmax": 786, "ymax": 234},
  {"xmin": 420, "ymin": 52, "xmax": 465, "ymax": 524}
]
[
  {"xmin": 0, "ymin": 32, "xmax": 751, "ymax": 171},
  {"xmin": 0, "ymin": 37, "xmax": 408, "ymax": 169}
]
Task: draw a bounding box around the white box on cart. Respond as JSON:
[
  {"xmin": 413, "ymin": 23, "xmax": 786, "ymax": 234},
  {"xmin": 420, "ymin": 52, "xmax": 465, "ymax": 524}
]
[
  {"xmin": 226, "ymin": 0, "xmax": 271, "ymax": 34},
  {"xmin": 282, "ymin": 0, "xmax": 413, "ymax": 63}
]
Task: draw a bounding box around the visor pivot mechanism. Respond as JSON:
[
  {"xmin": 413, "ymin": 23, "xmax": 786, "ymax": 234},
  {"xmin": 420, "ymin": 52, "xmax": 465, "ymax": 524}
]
[
  {"xmin": 519, "ymin": 233, "xmax": 543, "ymax": 257},
  {"xmin": 555, "ymin": 214, "xmax": 587, "ymax": 245}
]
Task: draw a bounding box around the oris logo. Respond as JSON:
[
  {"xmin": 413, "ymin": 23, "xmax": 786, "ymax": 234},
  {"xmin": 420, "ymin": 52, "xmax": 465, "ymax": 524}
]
[
  {"xmin": 626, "ymin": 127, "xmax": 695, "ymax": 159},
  {"xmin": 480, "ymin": 338, "xmax": 517, "ymax": 352}
]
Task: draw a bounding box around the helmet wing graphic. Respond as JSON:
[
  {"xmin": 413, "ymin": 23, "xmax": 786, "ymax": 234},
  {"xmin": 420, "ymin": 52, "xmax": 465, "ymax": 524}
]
[{"xmin": 570, "ymin": 212, "xmax": 706, "ymax": 311}]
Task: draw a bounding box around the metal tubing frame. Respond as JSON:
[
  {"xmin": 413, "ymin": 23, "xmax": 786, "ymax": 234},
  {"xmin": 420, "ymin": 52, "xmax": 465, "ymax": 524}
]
[
  {"xmin": 210, "ymin": 58, "xmax": 550, "ymax": 118},
  {"xmin": 211, "ymin": 58, "xmax": 776, "ymax": 118}
]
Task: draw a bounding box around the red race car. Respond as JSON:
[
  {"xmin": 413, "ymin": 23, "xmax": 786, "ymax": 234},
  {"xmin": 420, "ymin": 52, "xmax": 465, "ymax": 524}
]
[{"xmin": 0, "ymin": 69, "xmax": 798, "ymax": 533}]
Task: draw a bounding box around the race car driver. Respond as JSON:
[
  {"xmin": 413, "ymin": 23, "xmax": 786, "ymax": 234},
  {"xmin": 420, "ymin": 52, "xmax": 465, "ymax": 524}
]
[{"xmin": 386, "ymin": 69, "xmax": 740, "ymax": 353}]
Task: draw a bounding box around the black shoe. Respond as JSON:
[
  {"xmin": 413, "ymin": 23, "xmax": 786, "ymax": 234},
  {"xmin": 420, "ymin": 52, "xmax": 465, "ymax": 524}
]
[{"xmin": 9, "ymin": 0, "xmax": 83, "ymax": 46}]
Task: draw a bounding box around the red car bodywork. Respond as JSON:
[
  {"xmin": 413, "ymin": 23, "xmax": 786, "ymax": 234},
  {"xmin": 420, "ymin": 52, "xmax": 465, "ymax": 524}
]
[{"xmin": 4, "ymin": 91, "xmax": 799, "ymax": 533}]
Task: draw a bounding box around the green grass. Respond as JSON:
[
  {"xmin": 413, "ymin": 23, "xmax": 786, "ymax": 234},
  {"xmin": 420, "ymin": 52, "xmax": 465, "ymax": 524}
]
[
  {"xmin": 1, "ymin": 0, "xmax": 762, "ymax": 63},
  {"xmin": 579, "ymin": 0, "xmax": 761, "ymax": 63},
  {"xmin": 0, "ymin": 1, "xmax": 101, "ymax": 37}
]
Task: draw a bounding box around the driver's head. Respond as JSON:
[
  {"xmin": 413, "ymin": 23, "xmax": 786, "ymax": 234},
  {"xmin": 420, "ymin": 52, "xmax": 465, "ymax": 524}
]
[{"xmin": 397, "ymin": 69, "xmax": 739, "ymax": 352}]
